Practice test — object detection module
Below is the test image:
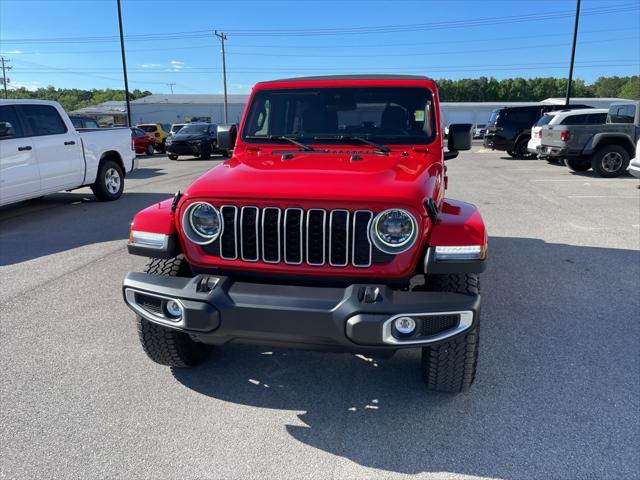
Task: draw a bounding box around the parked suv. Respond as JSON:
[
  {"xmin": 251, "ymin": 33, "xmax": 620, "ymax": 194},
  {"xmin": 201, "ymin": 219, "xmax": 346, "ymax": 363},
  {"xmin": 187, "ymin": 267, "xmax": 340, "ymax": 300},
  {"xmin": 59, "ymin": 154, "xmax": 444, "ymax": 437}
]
[
  {"xmin": 539, "ymin": 101, "xmax": 640, "ymax": 177},
  {"xmin": 123, "ymin": 75, "xmax": 487, "ymax": 393},
  {"xmin": 137, "ymin": 123, "xmax": 170, "ymax": 152},
  {"xmin": 166, "ymin": 123, "xmax": 220, "ymax": 160},
  {"xmin": 528, "ymin": 109, "xmax": 608, "ymax": 158},
  {"xmin": 484, "ymin": 104, "xmax": 588, "ymax": 159}
]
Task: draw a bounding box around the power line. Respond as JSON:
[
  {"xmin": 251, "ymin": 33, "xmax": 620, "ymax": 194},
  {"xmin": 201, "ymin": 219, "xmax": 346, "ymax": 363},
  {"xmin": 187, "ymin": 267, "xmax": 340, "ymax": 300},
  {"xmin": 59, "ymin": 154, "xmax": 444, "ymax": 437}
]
[{"xmin": 1, "ymin": 3, "xmax": 635, "ymax": 44}]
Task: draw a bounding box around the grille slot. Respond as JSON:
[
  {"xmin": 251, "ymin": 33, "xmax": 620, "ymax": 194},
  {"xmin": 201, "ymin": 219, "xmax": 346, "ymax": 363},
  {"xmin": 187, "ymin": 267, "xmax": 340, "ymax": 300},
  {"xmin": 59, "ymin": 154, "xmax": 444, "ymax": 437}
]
[
  {"xmin": 202, "ymin": 206, "xmax": 386, "ymax": 268},
  {"xmin": 420, "ymin": 314, "xmax": 459, "ymax": 336},
  {"xmin": 135, "ymin": 293, "xmax": 163, "ymax": 315}
]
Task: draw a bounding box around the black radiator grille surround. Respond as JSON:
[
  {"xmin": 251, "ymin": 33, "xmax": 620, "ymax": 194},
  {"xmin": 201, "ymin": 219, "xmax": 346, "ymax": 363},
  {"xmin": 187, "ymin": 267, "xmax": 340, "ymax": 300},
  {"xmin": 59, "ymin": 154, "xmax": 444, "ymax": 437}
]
[{"xmin": 200, "ymin": 206, "xmax": 396, "ymax": 267}]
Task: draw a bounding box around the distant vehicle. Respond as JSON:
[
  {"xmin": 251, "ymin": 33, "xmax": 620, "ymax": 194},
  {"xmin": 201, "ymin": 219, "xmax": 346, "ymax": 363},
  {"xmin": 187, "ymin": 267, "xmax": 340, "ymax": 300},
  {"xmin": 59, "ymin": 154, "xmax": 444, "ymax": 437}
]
[
  {"xmin": 136, "ymin": 123, "xmax": 170, "ymax": 152},
  {"xmin": 69, "ymin": 116, "xmax": 100, "ymax": 129},
  {"xmin": 539, "ymin": 101, "xmax": 640, "ymax": 177},
  {"xmin": 528, "ymin": 109, "xmax": 608, "ymax": 157},
  {"xmin": 483, "ymin": 104, "xmax": 589, "ymax": 159},
  {"xmin": 473, "ymin": 124, "xmax": 486, "ymax": 139},
  {"xmin": 0, "ymin": 100, "xmax": 136, "ymax": 206},
  {"xmin": 165, "ymin": 123, "xmax": 220, "ymax": 160},
  {"xmin": 629, "ymin": 141, "xmax": 640, "ymax": 179},
  {"xmin": 169, "ymin": 123, "xmax": 186, "ymax": 136},
  {"xmin": 131, "ymin": 127, "xmax": 157, "ymax": 156}
]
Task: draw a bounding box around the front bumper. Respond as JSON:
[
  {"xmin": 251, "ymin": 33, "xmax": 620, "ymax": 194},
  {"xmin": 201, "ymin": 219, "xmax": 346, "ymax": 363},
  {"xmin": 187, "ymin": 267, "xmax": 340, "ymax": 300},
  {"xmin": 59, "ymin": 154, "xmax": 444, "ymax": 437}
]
[
  {"xmin": 123, "ymin": 272, "xmax": 480, "ymax": 351},
  {"xmin": 167, "ymin": 142, "xmax": 201, "ymax": 155}
]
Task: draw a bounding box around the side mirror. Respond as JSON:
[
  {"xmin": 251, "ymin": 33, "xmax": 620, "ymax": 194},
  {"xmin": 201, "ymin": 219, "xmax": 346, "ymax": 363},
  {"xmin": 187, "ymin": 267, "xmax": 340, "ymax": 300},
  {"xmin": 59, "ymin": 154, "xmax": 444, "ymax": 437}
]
[
  {"xmin": 0, "ymin": 122, "xmax": 15, "ymax": 138},
  {"xmin": 216, "ymin": 124, "xmax": 238, "ymax": 150},
  {"xmin": 444, "ymin": 123, "xmax": 472, "ymax": 160}
]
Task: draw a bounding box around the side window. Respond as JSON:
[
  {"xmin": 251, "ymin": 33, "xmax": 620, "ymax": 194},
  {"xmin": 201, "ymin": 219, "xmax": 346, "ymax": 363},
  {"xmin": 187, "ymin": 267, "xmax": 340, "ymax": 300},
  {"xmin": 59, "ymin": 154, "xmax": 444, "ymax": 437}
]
[
  {"xmin": 0, "ymin": 106, "xmax": 25, "ymax": 139},
  {"xmin": 608, "ymin": 105, "xmax": 636, "ymax": 124},
  {"xmin": 70, "ymin": 117, "xmax": 83, "ymax": 129},
  {"xmin": 586, "ymin": 113, "xmax": 607, "ymax": 125},
  {"xmin": 560, "ymin": 114, "xmax": 587, "ymax": 125},
  {"xmin": 85, "ymin": 119, "xmax": 99, "ymax": 128},
  {"xmin": 18, "ymin": 105, "xmax": 68, "ymax": 136}
]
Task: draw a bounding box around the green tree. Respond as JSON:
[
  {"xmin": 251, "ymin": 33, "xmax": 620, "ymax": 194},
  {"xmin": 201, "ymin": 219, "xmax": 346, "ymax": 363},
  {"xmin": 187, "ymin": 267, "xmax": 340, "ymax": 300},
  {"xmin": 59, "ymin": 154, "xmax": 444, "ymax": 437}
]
[{"xmin": 618, "ymin": 76, "xmax": 640, "ymax": 99}]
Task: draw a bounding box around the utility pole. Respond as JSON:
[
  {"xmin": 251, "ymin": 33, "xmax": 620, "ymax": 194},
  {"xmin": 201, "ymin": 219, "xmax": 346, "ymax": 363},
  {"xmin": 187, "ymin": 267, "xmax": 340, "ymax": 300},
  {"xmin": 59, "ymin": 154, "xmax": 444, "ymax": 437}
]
[
  {"xmin": 116, "ymin": 0, "xmax": 132, "ymax": 126},
  {"xmin": 1, "ymin": 57, "xmax": 12, "ymax": 99},
  {"xmin": 214, "ymin": 30, "xmax": 228, "ymax": 123},
  {"xmin": 565, "ymin": 0, "xmax": 581, "ymax": 106},
  {"xmin": 166, "ymin": 83, "xmax": 176, "ymax": 94}
]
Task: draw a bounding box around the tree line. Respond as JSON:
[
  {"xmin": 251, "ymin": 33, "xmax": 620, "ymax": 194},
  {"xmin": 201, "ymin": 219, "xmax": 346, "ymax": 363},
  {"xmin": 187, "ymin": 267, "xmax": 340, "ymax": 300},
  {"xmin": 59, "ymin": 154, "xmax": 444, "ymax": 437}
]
[
  {"xmin": 4, "ymin": 87, "xmax": 152, "ymax": 112},
  {"xmin": 436, "ymin": 76, "xmax": 639, "ymax": 102},
  {"xmin": 4, "ymin": 76, "xmax": 638, "ymax": 111}
]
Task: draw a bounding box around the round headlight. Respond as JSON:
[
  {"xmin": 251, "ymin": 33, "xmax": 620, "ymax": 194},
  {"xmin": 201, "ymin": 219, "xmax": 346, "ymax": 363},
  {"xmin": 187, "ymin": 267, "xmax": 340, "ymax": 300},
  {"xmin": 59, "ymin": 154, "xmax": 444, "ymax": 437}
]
[
  {"xmin": 371, "ymin": 209, "xmax": 417, "ymax": 254},
  {"xmin": 182, "ymin": 202, "xmax": 222, "ymax": 245}
]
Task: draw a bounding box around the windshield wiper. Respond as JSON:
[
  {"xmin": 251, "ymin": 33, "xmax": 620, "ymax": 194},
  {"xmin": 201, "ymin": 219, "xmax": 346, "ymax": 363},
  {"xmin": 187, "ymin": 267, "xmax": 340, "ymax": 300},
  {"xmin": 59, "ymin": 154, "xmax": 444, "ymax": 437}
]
[
  {"xmin": 246, "ymin": 135, "xmax": 314, "ymax": 151},
  {"xmin": 313, "ymin": 135, "xmax": 389, "ymax": 154}
]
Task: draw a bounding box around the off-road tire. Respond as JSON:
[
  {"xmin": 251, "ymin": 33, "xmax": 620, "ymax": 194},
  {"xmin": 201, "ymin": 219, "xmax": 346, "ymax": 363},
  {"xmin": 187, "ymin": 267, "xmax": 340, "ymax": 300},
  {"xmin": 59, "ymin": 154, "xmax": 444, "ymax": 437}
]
[
  {"xmin": 135, "ymin": 256, "xmax": 213, "ymax": 367},
  {"xmin": 168, "ymin": 154, "xmax": 179, "ymax": 160},
  {"xmin": 566, "ymin": 157, "xmax": 591, "ymax": 172},
  {"xmin": 590, "ymin": 144, "xmax": 630, "ymax": 178},
  {"xmin": 91, "ymin": 159, "xmax": 124, "ymax": 201},
  {"xmin": 422, "ymin": 273, "xmax": 480, "ymax": 393}
]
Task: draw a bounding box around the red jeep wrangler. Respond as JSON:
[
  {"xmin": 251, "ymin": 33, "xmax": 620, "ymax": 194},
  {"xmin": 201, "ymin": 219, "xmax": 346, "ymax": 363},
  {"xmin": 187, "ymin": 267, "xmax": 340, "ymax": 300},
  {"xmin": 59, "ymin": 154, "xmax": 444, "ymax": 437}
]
[{"xmin": 123, "ymin": 75, "xmax": 487, "ymax": 393}]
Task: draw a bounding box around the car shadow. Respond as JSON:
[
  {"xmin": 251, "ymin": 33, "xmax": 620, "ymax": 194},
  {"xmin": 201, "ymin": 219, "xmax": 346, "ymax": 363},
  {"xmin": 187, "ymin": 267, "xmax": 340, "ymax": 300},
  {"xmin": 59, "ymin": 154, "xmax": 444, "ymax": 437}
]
[
  {"xmin": 568, "ymin": 170, "xmax": 635, "ymax": 179},
  {"xmin": 0, "ymin": 191, "xmax": 172, "ymax": 266},
  {"xmin": 172, "ymin": 236, "xmax": 640, "ymax": 478},
  {"xmin": 127, "ymin": 167, "xmax": 167, "ymax": 180}
]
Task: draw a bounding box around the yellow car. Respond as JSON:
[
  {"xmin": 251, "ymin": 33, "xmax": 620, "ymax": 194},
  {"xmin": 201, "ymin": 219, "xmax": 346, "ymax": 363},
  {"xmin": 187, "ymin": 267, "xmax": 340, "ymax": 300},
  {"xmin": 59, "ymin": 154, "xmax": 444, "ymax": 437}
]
[{"xmin": 136, "ymin": 124, "xmax": 170, "ymax": 152}]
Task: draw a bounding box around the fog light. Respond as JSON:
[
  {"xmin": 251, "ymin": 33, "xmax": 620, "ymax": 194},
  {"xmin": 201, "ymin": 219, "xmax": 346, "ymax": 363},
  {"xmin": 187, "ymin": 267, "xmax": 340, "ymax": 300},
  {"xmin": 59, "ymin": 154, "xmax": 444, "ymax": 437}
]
[
  {"xmin": 165, "ymin": 300, "xmax": 183, "ymax": 319},
  {"xmin": 394, "ymin": 316, "xmax": 416, "ymax": 335}
]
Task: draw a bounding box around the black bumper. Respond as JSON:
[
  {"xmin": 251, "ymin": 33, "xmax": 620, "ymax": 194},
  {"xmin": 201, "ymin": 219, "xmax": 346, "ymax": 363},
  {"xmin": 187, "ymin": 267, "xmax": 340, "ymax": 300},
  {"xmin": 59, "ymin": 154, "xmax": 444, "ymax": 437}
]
[
  {"xmin": 123, "ymin": 272, "xmax": 480, "ymax": 352},
  {"xmin": 167, "ymin": 142, "xmax": 201, "ymax": 155}
]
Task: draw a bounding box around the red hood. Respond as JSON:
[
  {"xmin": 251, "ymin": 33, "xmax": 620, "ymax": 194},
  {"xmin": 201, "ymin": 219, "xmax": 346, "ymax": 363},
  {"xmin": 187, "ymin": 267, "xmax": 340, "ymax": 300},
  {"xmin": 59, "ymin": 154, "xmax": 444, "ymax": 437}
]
[{"xmin": 183, "ymin": 148, "xmax": 444, "ymax": 207}]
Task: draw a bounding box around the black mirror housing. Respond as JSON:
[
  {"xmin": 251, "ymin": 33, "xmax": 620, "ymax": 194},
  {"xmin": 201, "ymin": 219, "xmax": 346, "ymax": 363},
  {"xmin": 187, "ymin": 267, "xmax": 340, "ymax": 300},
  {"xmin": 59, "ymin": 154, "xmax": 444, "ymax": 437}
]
[
  {"xmin": 447, "ymin": 123, "xmax": 473, "ymax": 153},
  {"xmin": 216, "ymin": 124, "xmax": 238, "ymax": 150}
]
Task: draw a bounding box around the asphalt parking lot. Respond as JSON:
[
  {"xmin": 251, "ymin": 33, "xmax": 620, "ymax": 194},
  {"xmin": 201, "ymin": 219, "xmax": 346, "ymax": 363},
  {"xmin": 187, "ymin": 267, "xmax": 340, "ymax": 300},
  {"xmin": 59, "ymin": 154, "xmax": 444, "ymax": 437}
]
[{"xmin": 1, "ymin": 146, "xmax": 639, "ymax": 480}]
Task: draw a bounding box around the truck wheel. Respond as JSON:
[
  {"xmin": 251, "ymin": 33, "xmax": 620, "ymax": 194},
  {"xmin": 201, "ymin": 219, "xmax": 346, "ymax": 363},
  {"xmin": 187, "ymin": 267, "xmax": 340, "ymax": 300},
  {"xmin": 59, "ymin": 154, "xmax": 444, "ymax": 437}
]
[
  {"xmin": 590, "ymin": 145, "xmax": 630, "ymax": 178},
  {"xmin": 168, "ymin": 155, "xmax": 179, "ymax": 160},
  {"xmin": 566, "ymin": 157, "xmax": 591, "ymax": 172},
  {"xmin": 91, "ymin": 160, "xmax": 124, "ymax": 201},
  {"xmin": 422, "ymin": 273, "xmax": 480, "ymax": 393},
  {"xmin": 514, "ymin": 138, "xmax": 535, "ymax": 160},
  {"xmin": 146, "ymin": 142, "xmax": 155, "ymax": 156},
  {"xmin": 507, "ymin": 150, "xmax": 517, "ymax": 158},
  {"xmin": 200, "ymin": 145, "xmax": 211, "ymax": 159},
  {"xmin": 136, "ymin": 256, "xmax": 213, "ymax": 367}
]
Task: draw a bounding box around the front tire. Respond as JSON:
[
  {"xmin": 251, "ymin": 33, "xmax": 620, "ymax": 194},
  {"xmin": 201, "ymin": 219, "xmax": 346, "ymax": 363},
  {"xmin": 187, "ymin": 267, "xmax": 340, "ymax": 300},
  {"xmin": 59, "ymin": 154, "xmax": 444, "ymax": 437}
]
[
  {"xmin": 421, "ymin": 273, "xmax": 480, "ymax": 393},
  {"xmin": 514, "ymin": 138, "xmax": 535, "ymax": 159},
  {"xmin": 136, "ymin": 256, "xmax": 213, "ymax": 367},
  {"xmin": 168, "ymin": 154, "xmax": 179, "ymax": 160},
  {"xmin": 590, "ymin": 145, "xmax": 630, "ymax": 177},
  {"xmin": 146, "ymin": 142, "xmax": 155, "ymax": 156},
  {"xmin": 566, "ymin": 157, "xmax": 591, "ymax": 172},
  {"xmin": 91, "ymin": 159, "xmax": 124, "ymax": 201}
]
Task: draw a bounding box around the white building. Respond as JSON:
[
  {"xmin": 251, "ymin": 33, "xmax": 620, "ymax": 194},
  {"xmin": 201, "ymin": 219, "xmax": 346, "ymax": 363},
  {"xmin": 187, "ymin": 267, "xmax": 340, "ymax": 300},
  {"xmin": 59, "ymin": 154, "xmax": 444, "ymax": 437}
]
[{"xmin": 71, "ymin": 95, "xmax": 631, "ymax": 128}]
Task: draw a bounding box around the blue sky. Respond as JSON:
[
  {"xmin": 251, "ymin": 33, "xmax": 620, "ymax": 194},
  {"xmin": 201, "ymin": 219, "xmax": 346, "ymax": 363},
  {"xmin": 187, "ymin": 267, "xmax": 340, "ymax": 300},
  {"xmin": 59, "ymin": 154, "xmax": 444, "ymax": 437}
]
[{"xmin": 1, "ymin": 0, "xmax": 638, "ymax": 94}]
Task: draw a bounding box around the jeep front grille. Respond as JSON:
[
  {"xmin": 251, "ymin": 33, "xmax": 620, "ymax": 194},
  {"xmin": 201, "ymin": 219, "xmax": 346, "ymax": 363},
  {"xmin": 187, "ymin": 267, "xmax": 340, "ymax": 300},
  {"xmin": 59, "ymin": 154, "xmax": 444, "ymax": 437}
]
[{"xmin": 202, "ymin": 206, "xmax": 393, "ymax": 268}]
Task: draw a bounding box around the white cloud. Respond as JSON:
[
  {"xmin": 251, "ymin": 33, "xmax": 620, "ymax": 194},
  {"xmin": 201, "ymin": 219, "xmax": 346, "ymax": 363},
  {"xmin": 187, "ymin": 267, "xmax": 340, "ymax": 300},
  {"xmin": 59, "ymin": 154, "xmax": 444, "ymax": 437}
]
[
  {"xmin": 169, "ymin": 60, "xmax": 186, "ymax": 72},
  {"xmin": 140, "ymin": 63, "xmax": 163, "ymax": 69},
  {"xmin": 3, "ymin": 50, "xmax": 22, "ymax": 55},
  {"xmin": 9, "ymin": 80, "xmax": 41, "ymax": 91}
]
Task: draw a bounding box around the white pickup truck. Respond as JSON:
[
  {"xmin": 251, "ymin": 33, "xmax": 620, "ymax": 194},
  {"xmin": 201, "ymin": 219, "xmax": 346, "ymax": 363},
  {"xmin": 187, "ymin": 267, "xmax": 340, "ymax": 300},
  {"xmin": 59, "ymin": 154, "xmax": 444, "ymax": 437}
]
[{"xmin": 0, "ymin": 100, "xmax": 136, "ymax": 207}]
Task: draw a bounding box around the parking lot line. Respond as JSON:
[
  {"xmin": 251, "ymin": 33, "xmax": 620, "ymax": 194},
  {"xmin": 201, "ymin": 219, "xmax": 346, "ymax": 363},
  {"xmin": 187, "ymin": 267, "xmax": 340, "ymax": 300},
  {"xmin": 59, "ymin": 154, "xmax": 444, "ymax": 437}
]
[{"xmin": 567, "ymin": 195, "xmax": 639, "ymax": 198}]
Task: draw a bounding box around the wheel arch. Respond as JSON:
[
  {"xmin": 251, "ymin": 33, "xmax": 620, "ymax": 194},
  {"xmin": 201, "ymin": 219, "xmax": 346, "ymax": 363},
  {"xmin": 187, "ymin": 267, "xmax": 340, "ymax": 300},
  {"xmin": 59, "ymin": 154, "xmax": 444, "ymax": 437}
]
[
  {"xmin": 583, "ymin": 133, "xmax": 635, "ymax": 157},
  {"xmin": 99, "ymin": 150, "xmax": 127, "ymax": 178}
]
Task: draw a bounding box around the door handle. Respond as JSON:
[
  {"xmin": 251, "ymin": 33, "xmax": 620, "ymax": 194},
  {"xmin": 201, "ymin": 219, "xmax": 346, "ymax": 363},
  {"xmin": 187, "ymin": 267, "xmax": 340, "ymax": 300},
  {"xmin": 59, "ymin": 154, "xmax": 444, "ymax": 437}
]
[
  {"xmin": 18, "ymin": 146, "xmax": 32, "ymax": 151},
  {"xmin": 64, "ymin": 141, "xmax": 76, "ymax": 145}
]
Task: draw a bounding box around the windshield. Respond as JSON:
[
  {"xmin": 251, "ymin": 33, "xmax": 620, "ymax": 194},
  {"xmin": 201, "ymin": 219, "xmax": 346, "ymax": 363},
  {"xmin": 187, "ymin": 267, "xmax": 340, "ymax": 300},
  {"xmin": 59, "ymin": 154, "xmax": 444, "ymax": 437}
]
[
  {"xmin": 487, "ymin": 110, "xmax": 501, "ymax": 126},
  {"xmin": 242, "ymin": 87, "xmax": 436, "ymax": 145},
  {"xmin": 171, "ymin": 125, "xmax": 184, "ymax": 133},
  {"xmin": 178, "ymin": 124, "xmax": 212, "ymax": 134},
  {"xmin": 138, "ymin": 125, "xmax": 157, "ymax": 132}
]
